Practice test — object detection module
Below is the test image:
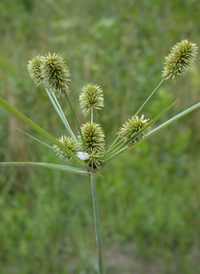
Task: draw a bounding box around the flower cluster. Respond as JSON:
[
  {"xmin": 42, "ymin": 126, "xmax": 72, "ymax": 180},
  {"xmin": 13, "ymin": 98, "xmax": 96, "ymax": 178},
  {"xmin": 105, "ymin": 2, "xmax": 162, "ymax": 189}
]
[
  {"xmin": 118, "ymin": 115, "xmax": 150, "ymax": 145},
  {"xmin": 78, "ymin": 122, "xmax": 105, "ymax": 153},
  {"xmin": 79, "ymin": 83, "xmax": 104, "ymax": 117},
  {"xmin": 162, "ymin": 39, "xmax": 198, "ymax": 82},
  {"xmin": 77, "ymin": 123, "xmax": 105, "ymax": 169},
  {"xmin": 27, "ymin": 56, "xmax": 43, "ymax": 86},
  {"xmin": 53, "ymin": 135, "xmax": 78, "ymax": 163},
  {"xmin": 27, "ymin": 39, "xmax": 198, "ymax": 172},
  {"xmin": 27, "ymin": 53, "xmax": 70, "ymax": 96}
]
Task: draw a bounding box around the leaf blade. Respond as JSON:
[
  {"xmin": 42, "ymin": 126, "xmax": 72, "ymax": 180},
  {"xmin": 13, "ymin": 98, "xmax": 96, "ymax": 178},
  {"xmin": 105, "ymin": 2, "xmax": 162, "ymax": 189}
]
[
  {"xmin": 17, "ymin": 128, "xmax": 54, "ymax": 150},
  {"xmin": 146, "ymin": 101, "xmax": 200, "ymax": 139},
  {"xmin": 0, "ymin": 97, "xmax": 91, "ymax": 170},
  {"xmin": 0, "ymin": 162, "xmax": 88, "ymax": 175}
]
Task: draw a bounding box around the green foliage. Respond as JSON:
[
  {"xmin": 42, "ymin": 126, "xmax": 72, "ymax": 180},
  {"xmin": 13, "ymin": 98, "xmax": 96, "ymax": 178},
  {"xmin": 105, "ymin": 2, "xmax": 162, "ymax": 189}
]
[{"xmin": 0, "ymin": 0, "xmax": 200, "ymax": 273}]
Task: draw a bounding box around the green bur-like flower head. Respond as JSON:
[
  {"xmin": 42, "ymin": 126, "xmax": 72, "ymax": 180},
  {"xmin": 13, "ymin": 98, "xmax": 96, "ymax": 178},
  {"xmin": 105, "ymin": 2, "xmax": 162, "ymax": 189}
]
[
  {"xmin": 78, "ymin": 122, "xmax": 105, "ymax": 153},
  {"xmin": 118, "ymin": 115, "xmax": 150, "ymax": 145},
  {"xmin": 79, "ymin": 83, "xmax": 104, "ymax": 116},
  {"xmin": 162, "ymin": 39, "xmax": 198, "ymax": 82},
  {"xmin": 87, "ymin": 149, "xmax": 105, "ymax": 169},
  {"xmin": 41, "ymin": 53, "xmax": 71, "ymax": 96},
  {"xmin": 78, "ymin": 123, "xmax": 106, "ymax": 169},
  {"xmin": 53, "ymin": 135, "xmax": 78, "ymax": 163},
  {"xmin": 27, "ymin": 55, "xmax": 43, "ymax": 86}
]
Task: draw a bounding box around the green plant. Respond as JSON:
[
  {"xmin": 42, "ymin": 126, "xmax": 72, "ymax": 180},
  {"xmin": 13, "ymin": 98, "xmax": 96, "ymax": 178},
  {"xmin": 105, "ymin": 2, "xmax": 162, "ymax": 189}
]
[{"xmin": 0, "ymin": 40, "xmax": 199, "ymax": 274}]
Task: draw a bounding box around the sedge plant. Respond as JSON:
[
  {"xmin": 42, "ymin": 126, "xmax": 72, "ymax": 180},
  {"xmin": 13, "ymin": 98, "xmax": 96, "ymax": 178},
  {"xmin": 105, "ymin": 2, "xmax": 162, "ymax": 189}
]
[{"xmin": 0, "ymin": 40, "xmax": 200, "ymax": 274}]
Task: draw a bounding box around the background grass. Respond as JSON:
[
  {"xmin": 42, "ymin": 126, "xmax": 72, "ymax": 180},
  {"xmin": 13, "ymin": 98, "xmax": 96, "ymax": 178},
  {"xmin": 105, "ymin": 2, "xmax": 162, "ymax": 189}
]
[{"xmin": 0, "ymin": 0, "xmax": 200, "ymax": 273}]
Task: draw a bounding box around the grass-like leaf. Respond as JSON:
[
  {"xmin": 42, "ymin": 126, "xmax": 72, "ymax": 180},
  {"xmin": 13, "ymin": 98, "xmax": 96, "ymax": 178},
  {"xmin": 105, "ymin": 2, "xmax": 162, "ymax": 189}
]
[
  {"xmin": 146, "ymin": 101, "xmax": 200, "ymax": 139},
  {"xmin": 0, "ymin": 97, "xmax": 91, "ymax": 170},
  {"xmin": 17, "ymin": 128, "xmax": 54, "ymax": 150},
  {"xmin": 0, "ymin": 162, "xmax": 88, "ymax": 175}
]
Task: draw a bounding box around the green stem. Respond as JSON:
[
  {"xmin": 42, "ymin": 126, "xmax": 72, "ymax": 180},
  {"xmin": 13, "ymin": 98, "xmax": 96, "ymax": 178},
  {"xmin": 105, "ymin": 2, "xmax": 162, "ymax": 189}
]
[
  {"xmin": 91, "ymin": 174, "xmax": 104, "ymax": 274},
  {"xmin": 106, "ymin": 78, "xmax": 166, "ymax": 155},
  {"xmin": 105, "ymin": 138, "xmax": 123, "ymax": 156},
  {"xmin": 106, "ymin": 135, "xmax": 120, "ymax": 154},
  {"xmin": 64, "ymin": 91, "xmax": 87, "ymax": 151},
  {"xmin": 135, "ymin": 77, "xmax": 166, "ymax": 116},
  {"xmin": 46, "ymin": 89, "xmax": 77, "ymax": 142},
  {"xmin": 91, "ymin": 108, "xmax": 94, "ymax": 123}
]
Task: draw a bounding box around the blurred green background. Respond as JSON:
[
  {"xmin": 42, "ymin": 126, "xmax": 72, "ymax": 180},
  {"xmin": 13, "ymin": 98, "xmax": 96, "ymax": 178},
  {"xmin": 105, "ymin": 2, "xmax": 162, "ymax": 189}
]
[{"xmin": 0, "ymin": 0, "xmax": 200, "ymax": 273}]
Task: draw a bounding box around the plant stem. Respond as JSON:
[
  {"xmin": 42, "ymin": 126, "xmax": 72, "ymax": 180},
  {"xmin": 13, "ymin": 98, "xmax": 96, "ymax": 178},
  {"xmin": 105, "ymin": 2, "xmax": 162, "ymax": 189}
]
[
  {"xmin": 45, "ymin": 89, "xmax": 77, "ymax": 142},
  {"xmin": 135, "ymin": 77, "xmax": 166, "ymax": 116},
  {"xmin": 105, "ymin": 138, "xmax": 123, "ymax": 156},
  {"xmin": 64, "ymin": 91, "xmax": 87, "ymax": 151},
  {"xmin": 91, "ymin": 108, "xmax": 94, "ymax": 123},
  {"xmin": 91, "ymin": 174, "xmax": 104, "ymax": 274},
  {"xmin": 106, "ymin": 135, "xmax": 120, "ymax": 154}
]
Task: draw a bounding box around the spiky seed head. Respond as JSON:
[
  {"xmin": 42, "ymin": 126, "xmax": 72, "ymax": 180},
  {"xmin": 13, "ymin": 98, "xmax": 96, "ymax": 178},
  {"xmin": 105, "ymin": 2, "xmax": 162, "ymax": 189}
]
[
  {"xmin": 41, "ymin": 53, "xmax": 71, "ymax": 96},
  {"xmin": 87, "ymin": 149, "xmax": 105, "ymax": 169},
  {"xmin": 27, "ymin": 55, "xmax": 43, "ymax": 86},
  {"xmin": 162, "ymin": 40, "xmax": 198, "ymax": 82},
  {"xmin": 79, "ymin": 83, "xmax": 104, "ymax": 116},
  {"xmin": 78, "ymin": 122, "xmax": 105, "ymax": 153},
  {"xmin": 118, "ymin": 115, "xmax": 150, "ymax": 145},
  {"xmin": 53, "ymin": 135, "xmax": 78, "ymax": 163}
]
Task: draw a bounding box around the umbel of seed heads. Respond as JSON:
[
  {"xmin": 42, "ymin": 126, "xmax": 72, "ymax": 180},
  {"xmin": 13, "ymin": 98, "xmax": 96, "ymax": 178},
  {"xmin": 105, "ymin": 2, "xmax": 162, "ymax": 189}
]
[{"xmin": 27, "ymin": 39, "xmax": 197, "ymax": 170}]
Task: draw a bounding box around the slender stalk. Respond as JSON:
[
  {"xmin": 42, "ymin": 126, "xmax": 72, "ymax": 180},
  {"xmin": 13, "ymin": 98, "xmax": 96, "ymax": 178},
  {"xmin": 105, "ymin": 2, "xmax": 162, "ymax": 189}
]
[
  {"xmin": 64, "ymin": 91, "xmax": 87, "ymax": 151},
  {"xmin": 106, "ymin": 135, "xmax": 120, "ymax": 154},
  {"xmin": 106, "ymin": 78, "xmax": 166, "ymax": 154},
  {"xmin": 52, "ymin": 92, "xmax": 78, "ymax": 142},
  {"xmin": 45, "ymin": 88, "xmax": 77, "ymax": 142},
  {"xmin": 105, "ymin": 138, "xmax": 123, "ymax": 156},
  {"xmin": 91, "ymin": 108, "xmax": 94, "ymax": 123},
  {"xmin": 135, "ymin": 77, "xmax": 166, "ymax": 116},
  {"xmin": 91, "ymin": 174, "xmax": 104, "ymax": 274}
]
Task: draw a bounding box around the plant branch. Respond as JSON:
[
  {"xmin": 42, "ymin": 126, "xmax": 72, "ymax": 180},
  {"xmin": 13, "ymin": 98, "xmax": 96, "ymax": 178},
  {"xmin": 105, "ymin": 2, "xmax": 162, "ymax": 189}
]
[
  {"xmin": 46, "ymin": 88, "xmax": 77, "ymax": 142},
  {"xmin": 135, "ymin": 77, "xmax": 166, "ymax": 116},
  {"xmin": 64, "ymin": 91, "xmax": 87, "ymax": 151},
  {"xmin": 91, "ymin": 107, "xmax": 94, "ymax": 123}
]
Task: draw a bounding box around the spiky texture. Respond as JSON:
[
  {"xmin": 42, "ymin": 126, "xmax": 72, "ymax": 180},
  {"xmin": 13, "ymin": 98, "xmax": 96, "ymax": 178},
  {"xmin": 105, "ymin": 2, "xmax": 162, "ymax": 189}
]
[
  {"xmin": 41, "ymin": 53, "xmax": 71, "ymax": 96},
  {"xmin": 79, "ymin": 83, "xmax": 104, "ymax": 116},
  {"xmin": 78, "ymin": 122, "xmax": 105, "ymax": 153},
  {"xmin": 162, "ymin": 40, "xmax": 198, "ymax": 82},
  {"xmin": 87, "ymin": 149, "xmax": 105, "ymax": 169},
  {"xmin": 53, "ymin": 135, "xmax": 78, "ymax": 163},
  {"xmin": 27, "ymin": 55, "xmax": 43, "ymax": 86},
  {"xmin": 118, "ymin": 115, "xmax": 150, "ymax": 145}
]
